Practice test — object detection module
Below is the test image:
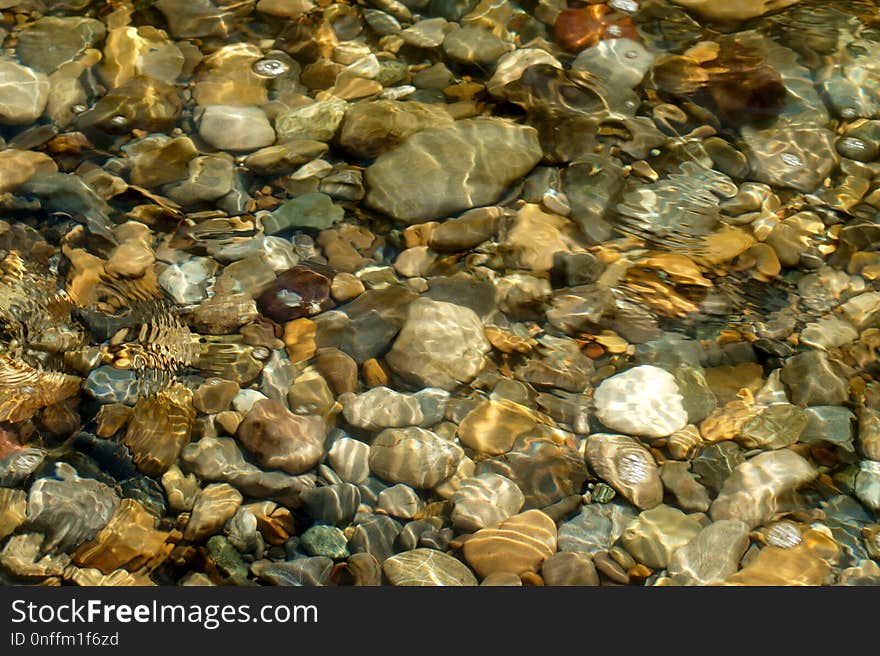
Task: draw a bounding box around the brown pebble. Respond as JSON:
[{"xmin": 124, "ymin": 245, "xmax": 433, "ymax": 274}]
[
  {"xmin": 330, "ymin": 272, "xmax": 365, "ymax": 303},
  {"xmin": 594, "ymin": 551, "xmax": 630, "ymax": 584},
  {"xmin": 283, "ymin": 318, "xmax": 317, "ymax": 363},
  {"xmin": 95, "ymin": 404, "xmax": 132, "ymax": 437},
  {"xmin": 362, "ymin": 358, "xmax": 390, "ymax": 388},
  {"xmin": 215, "ymin": 410, "xmax": 243, "ymax": 435},
  {"xmin": 315, "ymin": 347, "xmax": 358, "ymax": 395}
]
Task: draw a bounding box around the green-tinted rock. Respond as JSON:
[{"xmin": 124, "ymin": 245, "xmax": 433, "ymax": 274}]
[
  {"xmin": 299, "ymin": 524, "xmax": 350, "ymax": 559},
  {"xmin": 737, "ymin": 403, "xmax": 807, "ymax": 450},
  {"xmin": 16, "ymin": 17, "xmax": 106, "ymax": 73},
  {"xmin": 672, "ymin": 366, "xmax": 717, "ymax": 424},
  {"xmin": 264, "ymin": 192, "xmax": 344, "ymax": 233},
  {"xmin": 206, "ymin": 535, "xmax": 249, "ymax": 582}
]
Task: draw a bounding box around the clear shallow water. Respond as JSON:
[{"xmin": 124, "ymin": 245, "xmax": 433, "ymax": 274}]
[{"xmin": 0, "ymin": 0, "xmax": 878, "ymax": 586}]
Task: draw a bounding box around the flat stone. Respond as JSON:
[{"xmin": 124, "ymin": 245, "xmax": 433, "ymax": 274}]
[
  {"xmin": 0, "ymin": 60, "xmax": 49, "ymax": 125},
  {"xmin": 364, "ymin": 117, "xmax": 542, "ymax": 224},
  {"xmin": 737, "ymin": 403, "xmax": 807, "ymax": 450},
  {"xmin": 585, "ymin": 434, "xmax": 663, "ymax": 510},
  {"xmin": 327, "ymin": 437, "xmax": 371, "ymax": 484},
  {"xmin": 383, "ymin": 548, "xmax": 477, "ymax": 586},
  {"xmin": 800, "ymin": 406, "xmax": 855, "ymax": 451},
  {"xmin": 781, "ymin": 351, "xmax": 849, "ymax": 406},
  {"xmin": 184, "ymin": 483, "xmax": 242, "ymax": 542},
  {"xmin": 341, "ymin": 386, "xmax": 449, "ymax": 431},
  {"xmin": 668, "ymin": 519, "xmax": 751, "ymax": 585},
  {"xmin": 456, "ymin": 399, "xmax": 539, "ymax": 455},
  {"xmin": 386, "ymin": 298, "xmax": 491, "ymax": 391},
  {"xmin": 338, "ymin": 100, "xmax": 454, "ymax": 159},
  {"xmin": 274, "ymin": 96, "xmax": 347, "ymax": 142},
  {"xmin": 558, "ymin": 503, "xmax": 638, "ymax": 556},
  {"xmin": 299, "ymin": 524, "xmax": 349, "ymax": 559},
  {"xmin": 299, "ymin": 483, "xmax": 360, "ymax": 526},
  {"xmin": 540, "ymin": 551, "xmax": 599, "ymax": 586},
  {"xmin": 198, "ymin": 105, "xmax": 275, "ymax": 151},
  {"xmin": 620, "ymin": 505, "xmax": 702, "ymax": 569},
  {"xmin": 0, "ymin": 149, "xmax": 57, "ymax": 194},
  {"xmin": 462, "ymin": 509, "xmax": 557, "ymax": 579},
  {"xmin": 710, "ymin": 449, "xmax": 817, "ymax": 528},
  {"xmin": 377, "ymin": 484, "xmax": 423, "ymax": 519},
  {"xmin": 451, "ymin": 473, "xmax": 525, "ymax": 532},
  {"xmin": 593, "ymin": 365, "xmax": 688, "ymax": 438},
  {"xmin": 237, "ymin": 400, "xmax": 326, "ymax": 475},
  {"xmin": 263, "ymin": 193, "xmax": 344, "ymax": 233},
  {"xmin": 369, "ymin": 427, "xmax": 464, "ymax": 489}
]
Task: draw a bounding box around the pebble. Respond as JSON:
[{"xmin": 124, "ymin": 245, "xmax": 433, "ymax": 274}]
[
  {"xmin": 383, "ymin": 548, "xmax": 477, "ymax": 586},
  {"xmin": 300, "ymin": 525, "xmax": 350, "ymax": 559},
  {"xmin": 377, "ymin": 484, "xmax": 423, "ymax": 519},
  {"xmin": 800, "ymin": 406, "xmax": 855, "ymax": 451},
  {"xmin": 84, "ymin": 366, "xmax": 141, "ymax": 405},
  {"xmin": 462, "ymin": 510, "xmax": 557, "ymax": 579},
  {"xmin": 0, "ymin": 60, "xmax": 49, "ymax": 125},
  {"xmin": 667, "ymin": 519, "xmax": 751, "ymax": 585},
  {"xmin": 540, "ymin": 551, "xmax": 600, "ymax": 586},
  {"xmin": 855, "ymin": 460, "xmax": 880, "ymax": 512},
  {"xmin": 237, "ymin": 400, "xmax": 326, "ymax": 475},
  {"xmin": 660, "ymin": 462, "xmax": 711, "ymax": 512},
  {"xmin": 593, "ymin": 366, "xmax": 688, "ymax": 438},
  {"xmin": 184, "ymin": 483, "xmax": 243, "ymax": 542},
  {"xmin": 364, "ymin": 118, "xmax": 542, "ymax": 224},
  {"xmin": 274, "ymin": 97, "xmax": 348, "ymax": 142},
  {"xmin": 442, "ymin": 26, "xmax": 510, "ymax": 65},
  {"xmin": 585, "ymin": 434, "xmax": 663, "ymax": 510},
  {"xmin": 26, "ymin": 463, "xmax": 120, "ymax": 552},
  {"xmin": 198, "ymin": 105, "xmax": 275, "ymax": 151},
  {"xmin": 456, "ymin": 399, "xmax": 539, "ymax": 455},
  {"xmin": 737, "ymin": 403, "xmax": 807, "ymax": 450},
  {"xmin": 386, "ymin": 298, "xmax": 490, "ymax": 391},
  {"xmin": 328, "ymin": 437, "xmax": 371, "ymax": 484},
  {"xmin": 348, "ymin": 515, "xmax": 402, "ymax": 562},
  {"xmin": 299, "ymin": 484, "xmax": 361, "ymax": 527},
  {"xmin": 451, "ymin": 473, "xmax": 525, "ymax": 531},
  {"xmin": 620, "ymin": 505, "xmax": 703, "ymax": 569},
  {"xmin": 781, "ymin": 351, "xmax": 850, "ymax": 406},
  {"xmin": 251, "ymin": 557, "xmax": 333, "ymax": 586},
  {"xmin": 340, "ymin": 386, "xmax": 449, "ymax": 431},
  {"xmin": 710, "ymin": 449, "xmax": 817, "ymax": 528},
  {"xmin": 368, "ymin": 426, "xmax": 464, "ymax": 489},
  {"xmin": 264, "ymin": 193, "xmax": 345, "ymax": 233}
]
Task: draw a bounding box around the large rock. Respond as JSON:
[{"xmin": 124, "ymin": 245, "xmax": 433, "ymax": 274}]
[
  {"xmin": 0, "ymin": 150, "xmax": 57, "ymax": 194},
  {"xmin": 364, "ymin": 117, "xmax": 542, "ymax": 223},
  {"xmin": 585, "ymin": 434, "xmax": 663, "ymax": 510},
  {"xmin": 593, "ymin": 365, "xmax": 688, "ymax": 438},
  {"xmin": 197, "ymin": 105, "xmax": 275, "ymax": 151},
  {"xmin": 236, "ymin": 400, "xmax": 325, "ymax": 474},
  {"xmin": 383, "ymin": 548, "xmax": 478, "ymax": 586},
  {"xmin": 0, "ymin": 59, "xmax": 49, "ymax": 124},
  {"xmin": 386, "ymin": 298, "xmax": 491, "ymax": 391},
  {"xmin": 668, "ymin": 519, "xmax": 751, "ymax": 585},
  {"xmin": 337, "ymin": 100, "xmax": 454, "ymax": 159},
  {"xmin": 462, "ymin": 509, "xmax": 557, "ymax": 579}
]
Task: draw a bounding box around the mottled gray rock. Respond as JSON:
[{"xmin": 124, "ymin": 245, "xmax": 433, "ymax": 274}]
[
  {"xmin": 84, "ymin": 367, "xmax": 140, "ymax": 405},
  {"xmin": 327, "ymin": 437, "xmax": 371, "ymax": 484},
  {"xmin": 365, "ymin": 117, "xmax": 541, "ymax": 223},
  {"xmin": 557, "ymin": 502, "xmax": 637, "ymax": 556},
  {"xmin": 801, "ymin": 406, "xmax": 855, "ymax": 451},
  {"xmin": 16, "ymin": 16, "xmax": 105, "ymax": 73},
  {"xmin": 386, "ymin": 298, "xmax": 490, "ymax": 391},
  {"xmin": 340, "ymin": 386, "xmax": 449, "ymax": 431},
  {"xmin": 299, "ymin": 525, "xmax": 349, "ymax": 559},
  {"xmin": 620, "ymin": 505, "xmax": 702, "ymax": 569},
  {"xmin": 263, "ymin": 192, "xmax": 344, "ymax": 233},
  {"xmin": 299, "ymin": 484, "xmax": 360, "ymax": 527}
]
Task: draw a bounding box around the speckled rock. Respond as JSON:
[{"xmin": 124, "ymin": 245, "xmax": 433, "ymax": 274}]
[
  {"xmin": 386, "ymin": 298, "xmax": 491, "ymax": 391},
  {"xmin": 299, "ymin": 525, "xmax": 350, "ymax": 559},
  {"xmin": 383, "ymin": 548, "xmax": 477, "ymax": 586},
  {"xmin": 593, "ymin": 366, "xmax": 688, "ymax": 438}
]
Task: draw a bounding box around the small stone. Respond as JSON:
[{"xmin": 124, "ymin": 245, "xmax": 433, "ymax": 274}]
[
  {"xmin": 348, "ymin": 514, "xmax": 402, "ymax": 562},
  {"xmin": 660, "ymin": 462, "xmax": 711, "ymax": 512},
  {"xmin": 84, "ymin": 366, "xmax": 140, "ymax": 405},
  {"xmin": 855, "ymin": 460, "xmax": 880, "ymax": 512},
  {"xmin": 383, "ymin": 548, "xmax": 478, "ymax": 586},
  {"xmin": 451, "ymin": 473, "xmax": 525, "ymax": 532},
  {"xmin": 456, "ymin": 399, "xmax": 538, "ymax": 455},
  {"xmin": 328, "ymin": 437, "xmax": 371, "ymax": 484},
  {"xmin": 244, "ymin": 140, "xmax": 329, "ymax": 175},
  {"xmin": 585, "ymin": 434, "xmax": 663, "ymax": 510},
  {"xmin": 400, "ymin": 17, "xmax": 449, "ymax": 48},
  {"xmin": 710, "ymin": 450, "xmax": 817, "ymax": 528},
  {"xmin": 800, "ymin": 406, "xmax": 855, "ymax": 451},
  {"xmin": 620, "ymin": 505, "xmax": 702, "ymax": 569},
  {"xmin": 386, "ymin": 298, "xmax": 491, "ymax": 391},
  {"xmin": 284, "ymin": 318, "xmax": 317, "ymax": 363},
  {"xmin": 442, "ymin": 26, "xmax": 510, "ymax": 65},
  {"xmin": 737, "ymin": 403, "xmax": 807, "ymax": 450},
  {"xmin": 781, "ymin": 351, "xmax": 849, "ymax": 406},
  {"xmin": 377, "ymin": 484, "xmax": 423, "ymax": 519},
  {"xmin": 184, "ymin": 483, "xmax": 243, "ymax": 542},
  {"xmin": 161, "ymin": 466, "xmax": 201, "ymax": 512},
  {"xmin": 299, "ymin": 484, "xmax": 360, "ymax": 526},
  {"xmin": 0, "ymin": 60, "xmax": 49, "ymax": 125},
  {"xmin": 299, "ymin": 525, "xmax": 350, "ymax": 559},
  {"xmin": 667, "ymin": 520, "xmax": 751, "ymax": 585},
  {"xmin": 198, "ymin": 105, "xmax": 275, "ymax": 151},
  {"xmin": 593, "ymin": 366, "xmax": 688, "ymax": 438},
  {"xmin": 341, "ymin": 386, "xmax": 448, "ymax": 431},
  {"xmin": 193, "ymin": 378, "xmax": 239, "ymax": 415},
  {"xmin": 558, "ymin": 502, "xmax": 638, "ymax": 556},
  {"xmin": 263, "ymin": 193, "xmax": 344, "ymax": 233},
  {"xmin": 251, "ymin": 557, "xmax": 333, "ymax": 586},
  {"xmin": 462, "ymin": 510, "xmax": 557, "ymax": 579},
  {"xmin": 331, "ymin": 273, "xmax": 365, "ymax": 302},
  {"xmin": 369, "ymin": 427, "xmax": 464, "ymax": 489},
  {"xmin": 237, "ymin": 400, "xmax": 326, "ymax": 475},
  {"xmin": 541, "ymin": 551, "xmax": 599, "ymax": 586},
  {"xmin": 274, "ymin": 96, "xmax": 347, "ymax": 142}
]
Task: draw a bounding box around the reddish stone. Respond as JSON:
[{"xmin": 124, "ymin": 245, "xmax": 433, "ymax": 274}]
[
  {"xmin": 553, "ymin": 5, "xmax": 639, "ymax": 53},
  {"xmin": 0, "ymin": 424, "xmax": 21, "ymax": 460}
]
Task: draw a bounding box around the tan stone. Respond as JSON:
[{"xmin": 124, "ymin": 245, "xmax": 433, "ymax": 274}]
[
  {"xmin": 284, "ymin": 318, "xmax": 317, "ymax": 363},
  {"xmin": 0, "ymin": 149, "xmax": 57, "ymax": 194},
  {"xmin": 462, "ymin": 509, "xmax": 557, "ymax": 579},
  {"xmin": 457, "ymin": 399, "xmax": 538, "ymax": 455}
]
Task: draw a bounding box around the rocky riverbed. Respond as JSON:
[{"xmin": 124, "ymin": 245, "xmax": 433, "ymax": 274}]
[{"xmin": 0, "ymin": 0, "xmax": 879, "ymax": 586}]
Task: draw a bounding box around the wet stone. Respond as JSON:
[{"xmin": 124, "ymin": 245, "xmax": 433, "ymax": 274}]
[
  {"xmin": 660, "ymin": 462, "xmax": 711, "ymax": 513},
  {"xmin": 691, "ymin": 442, "xmax": 746, "ymax": 495},
  {"xmin": 540, "ymin": 551, "xmax": 599, "ymax": 586},
  {"xmin": 237, "ymin": 400, "xmax": 326, "ymax": 475},
  {"xmin": 16, "ymin": 16, "xmax": 106, "ymax": 74},
  {"xmin": 442, "ymin": 26, "xmax": 510, "ymax": 65},
  {"xmin": 84, "ymin": 367, "xmax": 141, "ymax": 406},
  {"xmin": 463, "ymin": 509, "xmax": 557, "ymax": 579},
  {"xmin": 383, "ymin": 548, "xmax": 477, "ymax": 586},
  {"xmin": 0, "ymin": 60, "xmax": 50, "ymax": 125},
  {"xmin": 184, "ymin": 483, "xmax": 243, "ymax": 542},
  {"xmin": 800, "ymin": 406, "xmax": 855, "ymax": 451},
  {"xmin": 451, "ymin": 473, "xmax": 525, "ymax": 532},
  {"xmin": 585, "ymin": 434, "xmax": 663, "ymax": 510},
  {"xmin": 668, "ymin": 519, "xmax": 750, "ymax": 586},
  {"xmin": 300, "ymin": 525, "xmax": 350, "ymax": 559},
  {"xmin": 274, "ymin": 97, "xmax": 348, "ymax": 142},
  {"xmin": 368, "ymin": 427, "xmax": 464, "ymax": 489},
  {"xmin": 327, "ymin": 437, "xmax": 371, "ymax": 484},
  {"xmin": 377, "ymin": 484, "xmax": 423, "ymax": 519},
  {"xmin": 364, "ymin": 117, "xmax": 542, "ymax": 224},
  {"xmin": 251, "ymin": 557, "xmax": 333, "ymax": 586},
  {"xmin": 197, "ymin": 105, "xmax": 275, "ymax": 152},
  {"xmin": 340, "ymin": 386, "xmax": 449, "ymax": 431},
  {"xmin": 737, "ymin": 403, "xmax": 807, "ymax": 450},
  {"xmin": 348, "ymin": 515, "xmax": 402, "ymax": 562},
  {"xmin": 299, "ymin": 484, "xmax": 360, "ymax": 527},
  {"xmin": 264, "ymin": 193, "xmax": 344, "ymax": 233},
  {"xmin": 855, "ymin": 460, "xmax": 880, "ymax": 513},
  {"xmin": 781, "ymin": 351, "xmax": 850, "ymax": 406},
  {"xmin": 620, "ymin": 505, "xmax": 702, "ymax": 570},
  {"xmin": 593, "ymin": 366, "xmax": 688, "ymax": 438}
]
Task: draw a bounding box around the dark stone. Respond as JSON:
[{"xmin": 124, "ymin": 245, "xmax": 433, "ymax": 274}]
[{"xmin": 299, "ymin": 484, "xmax": 361, "ymax": 527}]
